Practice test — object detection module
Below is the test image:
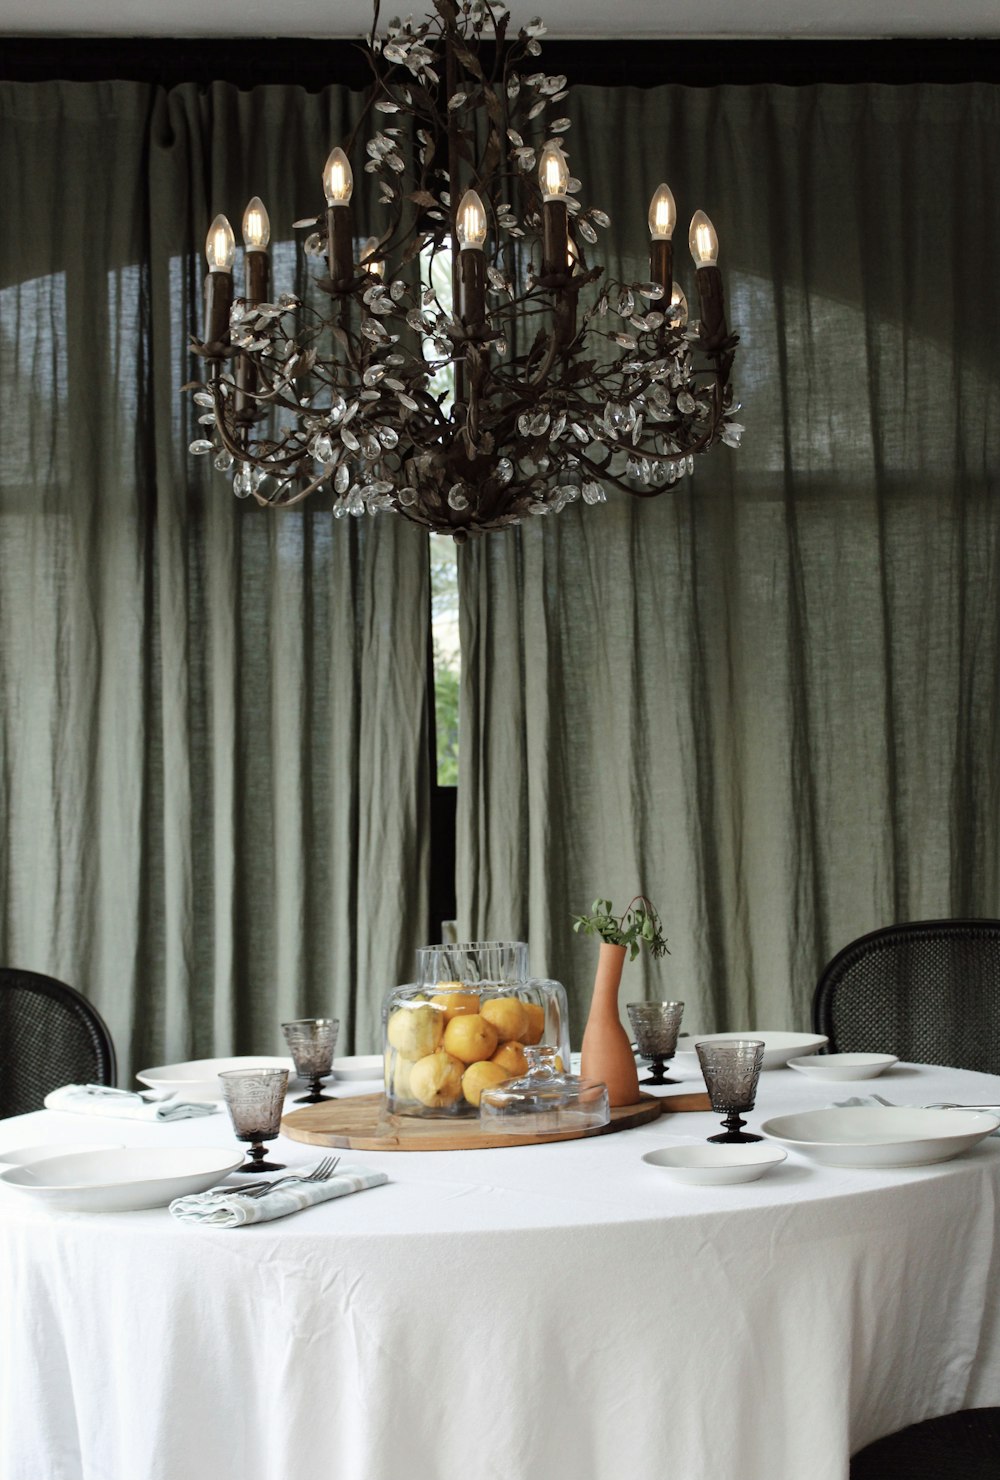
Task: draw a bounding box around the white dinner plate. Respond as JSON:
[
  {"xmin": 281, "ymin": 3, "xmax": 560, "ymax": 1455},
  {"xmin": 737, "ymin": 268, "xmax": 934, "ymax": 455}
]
[
  {"xmin": 0, "ymin": 1146, "xmax": 245, "ymax": 1212},
  {"xmin": 642, "ymin": 1144, "xmax": 787, "ymax": 1185},
  {"xmin": 678, "ymin": 1031, "xmax": 829, "ymax": 1072},
  {"xmin": 760, "ymin": 1107, "xmax": 1000, "ymax": 1168},
  {"xmin": 787, "ymin": 1053, "xmax": 898, "ymax": 1081},
  {"xmin": 136, "ymin": 1056, "xmax": 295, "ymax": 1102},
  {"xmin": 0, "ymin": 1142, "xmax": 124, "ymax": 1168},
  {"xmin": 333, "ymin": 1054, "xmax": 384, "ymax": 1082}
]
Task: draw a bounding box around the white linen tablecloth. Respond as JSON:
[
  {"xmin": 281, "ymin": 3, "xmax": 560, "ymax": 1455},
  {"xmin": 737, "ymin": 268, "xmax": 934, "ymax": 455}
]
[{"xmin": 2, "ymin": 1059, "xmax": 1000, "ymax": 1480}]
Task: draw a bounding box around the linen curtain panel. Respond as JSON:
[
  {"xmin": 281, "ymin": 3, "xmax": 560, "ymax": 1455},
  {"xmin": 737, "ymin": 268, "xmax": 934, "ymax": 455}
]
[
  {"xmin": 458, "ymin": 82, "xmax": 1000, "ymax": 1038},
  {"xmin": 0, "ymin": 81, "xmax": 430, "ymax": 1081}
]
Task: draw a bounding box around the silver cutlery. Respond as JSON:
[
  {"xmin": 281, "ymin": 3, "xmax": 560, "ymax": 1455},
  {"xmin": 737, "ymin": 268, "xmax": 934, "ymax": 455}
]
[
  {"xmin": 871, "ymin": 1094, "xmax": 1000, "ymax": 1113},
  {"xmin": 206, "ymin": 1155, "xmax": 340, "ymax": 1199}
]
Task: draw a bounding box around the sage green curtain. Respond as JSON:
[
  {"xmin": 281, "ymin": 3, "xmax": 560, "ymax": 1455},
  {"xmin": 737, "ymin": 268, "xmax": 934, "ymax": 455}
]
[
  {"xmin": 457, "ymin": 82, "xmax": 1000, "ymax": 1040},
  {"xmin": 0, "ymin": 81, "xmax": 430, "ymax": 1082}
]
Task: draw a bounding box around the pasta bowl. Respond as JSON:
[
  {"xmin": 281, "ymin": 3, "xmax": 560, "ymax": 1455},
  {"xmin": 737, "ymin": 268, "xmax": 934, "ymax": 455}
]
[
  {"xmin": 136, "ymin": 1056, "xmax": 295, "ymax": 1102},
  {"xmin": 760, "ymin": 1106, "xmax": 1000, "ymax": 1168},
  {"xmin": 787, "ymin": 1053, "xmax": 898, "ymax": 1081}
]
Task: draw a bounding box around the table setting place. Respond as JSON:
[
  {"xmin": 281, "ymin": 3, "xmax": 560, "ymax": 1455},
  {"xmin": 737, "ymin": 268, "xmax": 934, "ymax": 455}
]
[{"xmin": 5, "ymin": 923, "xmax": 1000, "ymax": 1225}]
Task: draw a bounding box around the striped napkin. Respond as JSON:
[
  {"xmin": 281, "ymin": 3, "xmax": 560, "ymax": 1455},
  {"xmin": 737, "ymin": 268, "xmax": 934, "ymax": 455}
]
[
  {"xmin": 169, "ymin": 1161, "xmax": 389, "ymax": 1227},
  {"xmin": 44, "ymin": 1084, "xmax": 218, "ymax": 1122}
]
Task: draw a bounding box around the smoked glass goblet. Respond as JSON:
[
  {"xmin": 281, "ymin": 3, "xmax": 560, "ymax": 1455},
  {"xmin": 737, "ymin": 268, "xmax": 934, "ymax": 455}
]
[
  {"xmin": 695, "ymin": 1039, "xmax": 765, "ymax": 1143},
  {"xmin": 281, "ymin": 1018, "xmax": 339, "ymax": 1103},
  {"xmin": 218, "ymin": 1067, "xmax": 289, "ymax": 1172},
  {"xmin": 626, "ymin": 1001, "xmax": 685, "ymax": 1084}
]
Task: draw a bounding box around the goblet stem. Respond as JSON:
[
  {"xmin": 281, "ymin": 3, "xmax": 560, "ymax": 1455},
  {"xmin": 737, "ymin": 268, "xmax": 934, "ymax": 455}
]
[
  {"xmin": 294, "ymin": 1074, "xmax": 334, "ymax": 1105},
  {"xmin": 640, "ymin": 1055, "xmax": 679, "ymax": 1086},
  {"xmin": 243, "ymin": 1140, "xmax": 286, "ymax": 1172},
  {"xmin": 708, "ymin": 1110, "xmax": 762, "ymax": 1144}
]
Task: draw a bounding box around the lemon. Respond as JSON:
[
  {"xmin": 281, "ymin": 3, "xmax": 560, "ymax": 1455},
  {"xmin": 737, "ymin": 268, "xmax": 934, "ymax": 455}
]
[
  {"xmin": 385, "ymin": 1053, "xmax": 415, "ymax": 1100},
  {"xmin": 491, "ymin": 1041, "xmax": 528, "ymax": 1078},
  {"xmin": 430, "ymin": 986, "xmax": 481, "ymax": 1021},
  {"xmin": 462, "ymin": 1059, "xmax": 511, "ymax": 1107},
  {"xmin": 480, "ymin": 996, "xmax": 529, "ymax": 1044},
  {"xmin": 409, "ymin": 1051, "xmax": 465, "ymax": 1107},
  {"xmin": 520, "ymin": 1001, "xmax": 545, "ymax": 1045},
  {"xmin": 442, "ymin": 1012, "xmax": 499, "ymax": 1065},
  {"xmin": 386, "ymin": 1002, "xmax": 444, "ymax": 1060}
]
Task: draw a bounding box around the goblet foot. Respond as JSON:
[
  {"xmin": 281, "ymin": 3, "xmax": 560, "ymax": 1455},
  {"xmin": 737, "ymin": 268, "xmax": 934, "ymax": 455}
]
[{"xmin": 640, "ymin": 1056, "xmax": 680, "ymax": 1085}]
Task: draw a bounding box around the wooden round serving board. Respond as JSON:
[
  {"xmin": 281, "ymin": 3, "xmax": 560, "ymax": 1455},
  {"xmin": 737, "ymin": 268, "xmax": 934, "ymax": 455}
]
[{"xmin": 282, "ymin": 1090, "xmax": 710, "ymax": 1152}]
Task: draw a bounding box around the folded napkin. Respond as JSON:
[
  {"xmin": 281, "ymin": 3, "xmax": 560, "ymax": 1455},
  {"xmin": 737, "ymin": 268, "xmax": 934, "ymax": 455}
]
[
  {"xmin": 44, "ymin": 1084, "xmax": 219, "ymax": 1122},
  {"xmin": 169, "ymin": 1160, "xmax": 389, "ymax": 1228}
]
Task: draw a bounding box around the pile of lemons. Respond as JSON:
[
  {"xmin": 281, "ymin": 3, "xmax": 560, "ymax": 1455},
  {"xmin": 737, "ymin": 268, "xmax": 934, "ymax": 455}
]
[{"xmin": 386, "ymin": 985, "xmax": 546, "ymax": 1109}]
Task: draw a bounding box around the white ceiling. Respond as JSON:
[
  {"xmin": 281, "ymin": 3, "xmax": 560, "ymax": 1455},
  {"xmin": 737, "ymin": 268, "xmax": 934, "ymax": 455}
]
[{"xmin": 1, "ymin": 0, "xmax": 998, "ymax": 39}]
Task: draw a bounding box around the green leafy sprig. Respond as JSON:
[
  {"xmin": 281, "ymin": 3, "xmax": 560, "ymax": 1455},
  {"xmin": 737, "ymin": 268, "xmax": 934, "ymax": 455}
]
[{"xmin": 571, "ymin": 896, "xmax": 669, "ymax": 962}]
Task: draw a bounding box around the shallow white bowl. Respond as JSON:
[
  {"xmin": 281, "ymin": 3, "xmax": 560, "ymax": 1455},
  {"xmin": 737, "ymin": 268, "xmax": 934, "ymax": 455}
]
[
  {"xmin": 136, "ymin": 1056, "xmax": 295, "ymax": 1102},
  {"xmin": 642, "ymin": 1144, "xmax": 787, "ymax": 1185},
  {"xmin": 333, "ymin": 1054, "xmax": 383, "ymax": 1082},
  {"xmin": 760, "ymin": 1107, "xmax": 1000, "ymax": 1168},
  {"xmin": 787, "ymin": 1053, "xmax": 898, "ymax": 1082},
  {"xmin": 0, "ymin": 1146, "xmax": 245, "ymax": 1212},
  {"xmin": 0, "ymin": 1142, "xmax": 124, "ymax": 1168},
  {"xmin": 687, "ymin": 1031, "xmax": 829, "ymax": 1072}
]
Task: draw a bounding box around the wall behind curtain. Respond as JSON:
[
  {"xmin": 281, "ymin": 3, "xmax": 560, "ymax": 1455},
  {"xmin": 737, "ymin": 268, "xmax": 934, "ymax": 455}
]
[
  {"xmin": 457, "ymin": 81, "xmax": 1000, "ymax": 1038},
  {"xmin": 0, "ymin": 80, "xmax": 430, "ymax": 1081}
]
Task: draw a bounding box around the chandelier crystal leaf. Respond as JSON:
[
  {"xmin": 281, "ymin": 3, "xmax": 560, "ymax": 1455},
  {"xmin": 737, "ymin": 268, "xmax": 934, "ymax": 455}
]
[{"xmin": 186, "ymin": 0, "xmax": 742, "ymax": 539}]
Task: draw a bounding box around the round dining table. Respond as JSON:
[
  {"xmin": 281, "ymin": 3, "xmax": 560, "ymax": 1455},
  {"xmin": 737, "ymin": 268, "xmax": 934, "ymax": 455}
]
[{"xmin": 2, "ymin": 1058, "xmax": 1000, "ymax": 1480}]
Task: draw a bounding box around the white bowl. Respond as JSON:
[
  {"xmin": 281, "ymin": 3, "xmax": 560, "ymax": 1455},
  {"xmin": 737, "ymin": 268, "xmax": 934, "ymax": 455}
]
[
  {"xmin": 0, "ymin": 1142, "xmax": 124, "ymax": 1168},
  {"xmin": 136, "ymin": 1056, "xmax": 295, "ymax": 1102},
  {"xmin": 760, "ymin": 1107, "xmax": 1000, "ymax": 1168},
  {"xmin": 642, "ymin": 1144, "xmax": 787, "ymax": 1185},
  {"xmin": 787, "ymin": 1053, "xmax": 898, "ymax": 1082},
  {"xmin": 688, "ymin": 1031, "xmax": 829, "ymax": 1071},
  {"xmin": 0, "ymin": 1146, "xmax": 245, "ymax": 1212}
]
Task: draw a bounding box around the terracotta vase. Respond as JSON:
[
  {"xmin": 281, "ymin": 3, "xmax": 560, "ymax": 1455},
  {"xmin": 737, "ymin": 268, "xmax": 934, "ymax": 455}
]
[{"xmin": 580, "ymin": 941, "xmax": 641, "ymax": 1107}]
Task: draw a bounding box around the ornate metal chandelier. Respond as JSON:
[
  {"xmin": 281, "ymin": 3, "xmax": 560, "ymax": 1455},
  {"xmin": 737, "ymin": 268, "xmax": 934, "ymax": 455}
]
[{"xmin": 187, "ymin": 0, "xmax": 742, "ymax": 539}]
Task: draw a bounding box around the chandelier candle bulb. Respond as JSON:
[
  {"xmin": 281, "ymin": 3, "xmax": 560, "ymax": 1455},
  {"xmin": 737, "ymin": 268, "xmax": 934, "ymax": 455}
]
[
  {"xmin": 647, "ymin": 183, "xmax": 676, "ymax": 301},
  {"xmin": 203, "ymin": 214, "xmax": 235, "ymax": 352},
  {"xmin": 689, "ymin": 210, "xmax": 727, "ymax": 347},
  {"xmin": 323, "ymin": 147, "xmax": 355, "ymax": 286},
  {"xmin": 241, "ymin": 197, "xmax": 270, "ymax": 306},
  {"xmin": 360, "ymin": 237, "xmax": 385, "ymax": 279},
  {"xmin": 456, "ymin": 189, "xmax": 488, "ymax": 329},
  {"xmin": 539, "ymin": 144, "xmax": 570, "ymax": 279}
]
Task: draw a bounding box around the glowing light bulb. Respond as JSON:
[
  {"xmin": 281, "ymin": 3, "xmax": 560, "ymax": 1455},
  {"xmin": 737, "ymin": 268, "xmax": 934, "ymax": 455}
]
[
  {"xmin": 670, "ymin": 283, "xmax": 688, "ymax": 326},
  {"xmin": 323, "ymin": 147, "xmax": 354, "ymax": 206},
  {"xmin": 689, "ymin": 210, "xmax": 719, "ymax": 267},
  {"xmin": 455, "ymin": 189, "xmax": 488, "ymax": 249},
  {"xmin": 538, "ymin": 143, "xmax": 570, "ymax": 202},
  {"xmin": 205, "ymin": 214, "xmax": 236, "ymax": 272},
  {"xmin": 567, "ymin": 237, "xmax": 580, "ymax": 269},
  {"xmin": 360, "ymin": 237, "xmax": 385, "ymax": 277},
  {"xmin": 648, "ymin": 183, "xmax": 676, "ymax": 241},
  {"xmin": 242, "ymin": 197, "xmax": 270, "ymax": 251}
]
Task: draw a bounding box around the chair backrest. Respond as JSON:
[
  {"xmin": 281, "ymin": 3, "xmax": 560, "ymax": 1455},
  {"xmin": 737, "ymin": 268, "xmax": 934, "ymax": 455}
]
[
  {"xmin": 0, "ymin": 968, "xmax": 117, "ymax": 1118},
  {"xmin": 812, "ymin": 919, "xmax": 1000, "ymax": 1075}
]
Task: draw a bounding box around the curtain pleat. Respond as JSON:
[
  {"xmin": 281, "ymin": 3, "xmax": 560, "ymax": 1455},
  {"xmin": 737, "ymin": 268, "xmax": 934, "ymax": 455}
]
[
  {"xmin": 457, "ymin": 82, "xmax": 1000, "ymax": 1042},
  {"xmin": 0, "ymin": 80, "xmax": 430, "ymax": 1082}
]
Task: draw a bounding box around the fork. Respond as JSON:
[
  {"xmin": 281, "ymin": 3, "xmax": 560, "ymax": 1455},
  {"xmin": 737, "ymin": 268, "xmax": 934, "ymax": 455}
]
[
  {"xmin": 209, "ymin": 1155, "xmax": 340, "ymax": 1199},
  {"xmin": 871, "ymin": 1094, "xmax": 1000, "ymax": 1113}
]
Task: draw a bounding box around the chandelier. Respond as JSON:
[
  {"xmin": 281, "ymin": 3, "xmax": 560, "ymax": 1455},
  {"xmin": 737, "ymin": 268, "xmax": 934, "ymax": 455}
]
[{"xmin": 187, "ymin": 0, "xmax": 742, "ymax": 539}]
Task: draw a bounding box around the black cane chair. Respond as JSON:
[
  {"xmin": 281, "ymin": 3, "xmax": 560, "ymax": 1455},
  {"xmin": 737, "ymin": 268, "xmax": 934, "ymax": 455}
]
[
  {"xmin": 851, "ymin": 1407, "xmax": 1000, "ymax": 1478},
  {"xmin": 812, "ymin": 919, "xmax": 1000, "ymax": 1075},
  {"xmin": 0, "ymin": 968, "xmax": 117, "ymax": 1118}
]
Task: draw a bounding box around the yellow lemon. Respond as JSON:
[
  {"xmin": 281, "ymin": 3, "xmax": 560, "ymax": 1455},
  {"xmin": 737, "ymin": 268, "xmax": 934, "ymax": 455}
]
[
  {"xmin": 491, "ymin": 1041, "xmax": 528, "ymax": 1078},
  {"xmin": 385, "ymin": 1053, "xmax": 416, "ymax": 1100},
  {"xmin": 386, "ymin": 1002, "xmax": 444, "ymax": 1061},
  {"xmin": 409, "ymin": 1051, "xmax": 465, "ymax": 1108},
  {"xmin": 442, "ymin": 1012, "xmax": 499, "ymax": 1065},
  {"xmin": 430, "ymin": 986, "xmax": 481, "ymax": 1021},
  {"xmin": 480, "ymin": 996, "xmax": 529, "ymax": 1044},
  {"xmin": 520, "ymin": 1001, "xmax": 545, "ymax": 1045},
  {"xmin": 462, "ymin": 1059, "xmax": 511, "ymax": 1107}
]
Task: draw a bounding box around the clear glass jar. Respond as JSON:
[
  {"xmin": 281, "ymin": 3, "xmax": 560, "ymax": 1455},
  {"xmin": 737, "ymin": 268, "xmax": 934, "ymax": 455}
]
[
  {"xmin": 478, "ymin": 1046, "xmax": 610, "ymax": 1134},
  {"xmin": 382, "ymin": 941, "xmax": 572, "ymax": 1119}
]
